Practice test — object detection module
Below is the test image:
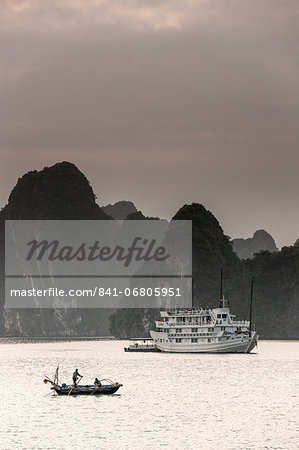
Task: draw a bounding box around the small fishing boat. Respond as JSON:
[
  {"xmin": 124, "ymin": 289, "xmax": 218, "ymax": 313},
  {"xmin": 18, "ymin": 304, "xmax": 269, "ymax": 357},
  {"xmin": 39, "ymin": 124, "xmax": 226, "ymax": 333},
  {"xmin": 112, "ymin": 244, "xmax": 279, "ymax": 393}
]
[
  {"xmin": 43, "ymin": 368, "xmax": 122, "ymax": 396},
  {"xmin": 124, "ymin": 338, "xmax": 159, "ymax": 352}
]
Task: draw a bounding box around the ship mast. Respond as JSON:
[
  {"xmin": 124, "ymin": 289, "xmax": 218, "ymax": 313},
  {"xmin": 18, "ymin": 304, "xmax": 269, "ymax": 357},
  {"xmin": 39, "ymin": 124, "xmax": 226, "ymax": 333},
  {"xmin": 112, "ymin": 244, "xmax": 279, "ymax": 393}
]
[
  {"xmin": 249, "ymin": 276, "xmax": 254, "ymax": 336},
  {"xmin": 192, "ymin": 276, "xmax": 195, "ymax": 308},
  {"xmin": 219, "ymin": 268, "xmax": 223, "ymax": 308}
]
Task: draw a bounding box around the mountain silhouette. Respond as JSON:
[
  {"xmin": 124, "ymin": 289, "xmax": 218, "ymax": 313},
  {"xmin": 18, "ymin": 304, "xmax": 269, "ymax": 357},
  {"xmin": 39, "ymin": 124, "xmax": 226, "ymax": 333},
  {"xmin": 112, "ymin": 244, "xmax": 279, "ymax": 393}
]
[
  {"xmin": 0, "ymin": 163, "xmax": 298, "ymax": 339},
  {"xmin": 102, "ymin": 201, "xmax": 137, "ymax": 220},
  {"xmin": 232, "ymin": 229, "xmax": 278, "ymax": 259},
  {"xmin": 0, "ymin": 162, "xmax": 111, "ymax": 336}
]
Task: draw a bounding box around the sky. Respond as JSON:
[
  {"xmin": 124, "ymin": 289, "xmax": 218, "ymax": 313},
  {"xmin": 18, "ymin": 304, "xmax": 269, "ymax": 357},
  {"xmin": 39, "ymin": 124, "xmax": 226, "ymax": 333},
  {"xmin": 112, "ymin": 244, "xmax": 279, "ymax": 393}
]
[{"xmin": 0, "ymin": 0, "xmax": 298, "ymax": 248}]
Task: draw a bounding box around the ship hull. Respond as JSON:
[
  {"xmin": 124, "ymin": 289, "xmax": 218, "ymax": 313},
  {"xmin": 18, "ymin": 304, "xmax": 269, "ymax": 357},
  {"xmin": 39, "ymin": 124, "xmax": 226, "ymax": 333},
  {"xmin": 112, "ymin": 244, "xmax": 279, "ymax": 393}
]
[
  {"xmin": 150, "ymin": 331, "xmax": 258, "ymax": 354},
  {"xmin": 124, "ymin": 347, "xmax": 159, "ymax": 352}
]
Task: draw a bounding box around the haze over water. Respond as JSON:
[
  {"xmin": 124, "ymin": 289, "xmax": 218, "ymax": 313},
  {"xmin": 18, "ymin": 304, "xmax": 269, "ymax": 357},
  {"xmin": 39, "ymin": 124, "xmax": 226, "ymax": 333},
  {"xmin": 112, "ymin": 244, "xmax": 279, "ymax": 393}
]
[{"xmin": 0, "ymin": 340, "xmax": 298, "ymax": 449}]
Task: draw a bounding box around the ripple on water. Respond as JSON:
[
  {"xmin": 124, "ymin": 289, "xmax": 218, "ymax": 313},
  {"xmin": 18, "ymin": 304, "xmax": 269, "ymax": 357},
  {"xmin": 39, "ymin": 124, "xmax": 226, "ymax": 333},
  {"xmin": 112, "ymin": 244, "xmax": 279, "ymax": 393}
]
[{"xmin": 0, "ymin": 340, "xmax": 298, "ymax": 449}]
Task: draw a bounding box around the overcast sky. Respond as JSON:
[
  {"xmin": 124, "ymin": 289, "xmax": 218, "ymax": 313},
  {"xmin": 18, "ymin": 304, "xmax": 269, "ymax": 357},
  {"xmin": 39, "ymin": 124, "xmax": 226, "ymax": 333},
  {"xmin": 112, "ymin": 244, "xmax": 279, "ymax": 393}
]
[{"xmin": 1, "ymin": 0, "xmax": 298, "ymax": 247}]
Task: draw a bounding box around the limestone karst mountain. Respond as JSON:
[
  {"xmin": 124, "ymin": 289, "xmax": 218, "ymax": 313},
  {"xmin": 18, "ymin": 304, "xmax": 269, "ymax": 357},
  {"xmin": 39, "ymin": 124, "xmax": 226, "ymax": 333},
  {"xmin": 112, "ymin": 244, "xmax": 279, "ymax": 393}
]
[
  {"xmin": 110, "ymin": 203, "xmax": 241, "ymax": 338},
  {"xmin": 0, "ymin": 161, "xmax": 111, "ymax": 336},
  {"xmin": 0, "ymin": 163, "xmax": 298, "ymax": 339},
  {"xmin": 110, "ymin": 204, "xmax": 299, "ymax": 340},
  {"xmin": 102, "ymin": 201, "xmax": 137, "ymax": 220},
  {"xmin": 232, "ymin": 229, "xmax": 278, "ymax": 259},
  {"xmin": 173, "ymin": 203, "xmax": 239, "ymax": 304},
  {"xmin": 2, "ymin": 161, "xmax": 109, "ymax": 220}
]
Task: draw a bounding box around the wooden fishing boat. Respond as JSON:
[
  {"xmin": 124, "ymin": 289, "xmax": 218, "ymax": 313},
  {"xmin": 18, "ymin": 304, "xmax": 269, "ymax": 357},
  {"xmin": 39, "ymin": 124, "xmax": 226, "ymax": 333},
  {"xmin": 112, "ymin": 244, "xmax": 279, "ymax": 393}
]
[
  {"xmin": 43, "ymin": 368, "xmax": 122, "ymax": 396},
  {"xmin": 51, "ymin": 381, "xmax": 122, "ymax": 396}
]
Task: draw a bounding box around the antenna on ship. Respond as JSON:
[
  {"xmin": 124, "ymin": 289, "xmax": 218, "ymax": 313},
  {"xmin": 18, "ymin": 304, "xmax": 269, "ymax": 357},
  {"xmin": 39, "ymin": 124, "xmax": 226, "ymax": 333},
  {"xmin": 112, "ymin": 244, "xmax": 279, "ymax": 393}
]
[
  {"xmin": 219, "ymin": 268, "xmax": 223, "ymax": 308},
  {"xmin": 249, "ymin": 276, "xmax": 254, "ymax": 336},
  {"xmin": 192, "ymin": 277, "xmax": 195, "ymax": 309}
]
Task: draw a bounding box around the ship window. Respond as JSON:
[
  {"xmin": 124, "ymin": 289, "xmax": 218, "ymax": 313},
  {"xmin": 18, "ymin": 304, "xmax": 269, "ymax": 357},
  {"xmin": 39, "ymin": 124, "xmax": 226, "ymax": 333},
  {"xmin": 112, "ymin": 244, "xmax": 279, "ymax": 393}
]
[
  {"xmin": 217, "ymin": 314, "xmax": 221, "ymax": 318},
  {"xmin": 222, "ymin": 314, "xmax": 227, "ymax": 319},
  {"xmin": 191, "ymin": 338, "xmax": 197, "ymax": 343},
  {"xmin": 175, "ymin": 338, "xmax": 182, "ymax": 343}
]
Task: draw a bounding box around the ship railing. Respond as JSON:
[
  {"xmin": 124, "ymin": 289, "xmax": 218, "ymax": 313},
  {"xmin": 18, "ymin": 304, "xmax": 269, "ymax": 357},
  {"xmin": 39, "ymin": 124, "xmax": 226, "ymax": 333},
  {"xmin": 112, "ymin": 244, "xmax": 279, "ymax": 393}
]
[
  {"xmin": 173, "ymin": 319, "xmax": 214, "ymax": 324},
  {"xmin": 165, "ymin": 322, "xmax": 216, "ymax": 327},
  {"xmin": 164, "ymin": 322, "xmax": 216, "ymax": 329},
  {"xmin": 231, "ymin": 320, "xmax": 248, "ymax": 326},
  {"xmin": 169, "ymin": 332, "xmax": 214, "ymax": 337},
  {"xmin": 164, "ymin": 309, "xmax": 212, "ymax": 316}
]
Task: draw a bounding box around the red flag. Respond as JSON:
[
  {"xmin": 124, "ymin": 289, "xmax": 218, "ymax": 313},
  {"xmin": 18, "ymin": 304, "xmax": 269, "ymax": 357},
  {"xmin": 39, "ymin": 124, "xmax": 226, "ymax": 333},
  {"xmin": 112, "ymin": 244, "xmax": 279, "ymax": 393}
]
[{"xmin": 43, "ymin": 379, "xmax": 48, "ymax": 384}]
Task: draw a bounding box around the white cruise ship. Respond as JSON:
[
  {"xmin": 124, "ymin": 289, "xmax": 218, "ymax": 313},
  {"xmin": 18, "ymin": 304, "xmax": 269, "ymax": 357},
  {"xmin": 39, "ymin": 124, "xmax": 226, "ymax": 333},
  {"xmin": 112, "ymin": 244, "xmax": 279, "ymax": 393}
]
[{"xmin": 150, "ymin": 296, "xmax": 258, "ymax": 353}]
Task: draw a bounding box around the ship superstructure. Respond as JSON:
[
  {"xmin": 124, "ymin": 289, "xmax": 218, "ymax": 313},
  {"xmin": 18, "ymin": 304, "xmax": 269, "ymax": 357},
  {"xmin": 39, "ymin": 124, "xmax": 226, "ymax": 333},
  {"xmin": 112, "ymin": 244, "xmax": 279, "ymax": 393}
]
[{"xmin": 150, "ymin": 295, "xmax": 258, "ymax": 353}]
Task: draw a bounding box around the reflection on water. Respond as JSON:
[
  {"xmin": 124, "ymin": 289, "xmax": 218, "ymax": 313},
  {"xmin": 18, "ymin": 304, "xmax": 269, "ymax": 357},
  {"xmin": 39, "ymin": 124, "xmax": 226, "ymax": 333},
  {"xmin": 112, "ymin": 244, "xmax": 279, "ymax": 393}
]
[{"xmin": 0, "ymin": 340, "xmax": 298, "ymax": 449}]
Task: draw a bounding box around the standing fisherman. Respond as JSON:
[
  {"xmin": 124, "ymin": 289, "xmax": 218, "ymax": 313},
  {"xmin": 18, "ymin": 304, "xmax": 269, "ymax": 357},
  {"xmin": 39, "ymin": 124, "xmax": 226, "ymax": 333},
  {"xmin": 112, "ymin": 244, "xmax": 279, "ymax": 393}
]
[{"xmin": 72, "ymin": 368, "xmax": 82, "ymax": 387}]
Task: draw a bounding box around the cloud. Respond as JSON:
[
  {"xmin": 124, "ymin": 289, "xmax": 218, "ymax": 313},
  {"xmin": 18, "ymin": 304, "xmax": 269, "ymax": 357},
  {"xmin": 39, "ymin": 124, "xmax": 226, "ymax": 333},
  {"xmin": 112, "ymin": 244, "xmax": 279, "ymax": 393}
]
[
  {"xmin": 0, "ymin": 0, "xmax": 209, "ymax": 33},
  {"xmin": 0, "ymin": 0, "xmax": 298, "ymax": 246}
]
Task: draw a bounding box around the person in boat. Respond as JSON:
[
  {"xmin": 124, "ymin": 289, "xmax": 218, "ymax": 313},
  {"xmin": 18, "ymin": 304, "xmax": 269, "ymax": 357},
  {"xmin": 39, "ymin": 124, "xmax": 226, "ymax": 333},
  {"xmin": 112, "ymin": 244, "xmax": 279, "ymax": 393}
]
[
  {"xmin": 72, "ymin": 368, "xmax": 82, "ymax": 387},
  {"xmin": 94, "ymin": 377, "xmax": 101, "ymax": 387}
]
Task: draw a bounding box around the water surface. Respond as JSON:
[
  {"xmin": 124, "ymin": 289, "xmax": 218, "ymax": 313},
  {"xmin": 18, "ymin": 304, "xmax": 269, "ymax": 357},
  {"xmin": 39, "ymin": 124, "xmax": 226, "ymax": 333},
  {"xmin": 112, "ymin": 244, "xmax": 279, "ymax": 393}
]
[{"xmin": 0, "ymin": 340, "xmax": 298, "ymax": 449}]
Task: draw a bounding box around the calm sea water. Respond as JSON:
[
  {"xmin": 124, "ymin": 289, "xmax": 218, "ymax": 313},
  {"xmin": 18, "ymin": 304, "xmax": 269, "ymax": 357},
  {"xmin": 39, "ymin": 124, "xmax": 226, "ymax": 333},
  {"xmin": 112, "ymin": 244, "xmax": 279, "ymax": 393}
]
[{"xmin": 0, "ymin": 339, "xmax": 298, "ymax": 450}]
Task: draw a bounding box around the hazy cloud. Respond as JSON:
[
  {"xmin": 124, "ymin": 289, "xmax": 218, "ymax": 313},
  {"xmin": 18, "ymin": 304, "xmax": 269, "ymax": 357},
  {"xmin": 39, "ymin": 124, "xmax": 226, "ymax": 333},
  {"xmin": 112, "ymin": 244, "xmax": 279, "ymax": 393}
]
[{"xmin": 1, "ymin": 0, "xmax": 298, "ymax": 246}]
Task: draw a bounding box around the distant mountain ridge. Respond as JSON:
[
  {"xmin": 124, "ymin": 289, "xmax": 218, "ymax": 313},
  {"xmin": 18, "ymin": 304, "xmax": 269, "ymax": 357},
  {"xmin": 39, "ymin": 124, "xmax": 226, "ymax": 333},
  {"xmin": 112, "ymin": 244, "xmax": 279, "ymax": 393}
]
[
  {"xmin": 0, "ymin": 162, "xmax": 298, "ymax": 339},
  {"xmin": 2, "ymin": 161, "xmax": 109, "ymax": 220},
  {"xmin": 102, "ymin": 201, "xmax": 137, "ymax": 220},
  {"xmin": 0, "ymin": 161, "xmax": 111, "ymax": 336},
  {"xmin": 110, "ymin": 202, "xmax": 240, "ymax": 337},
  {"xmin": 232, "ymin": 229, "xmax": 278, "ymax": 259},
  {"xmin": 103, "ymin": 201, "xmax": 160, "ymax": 220}
]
